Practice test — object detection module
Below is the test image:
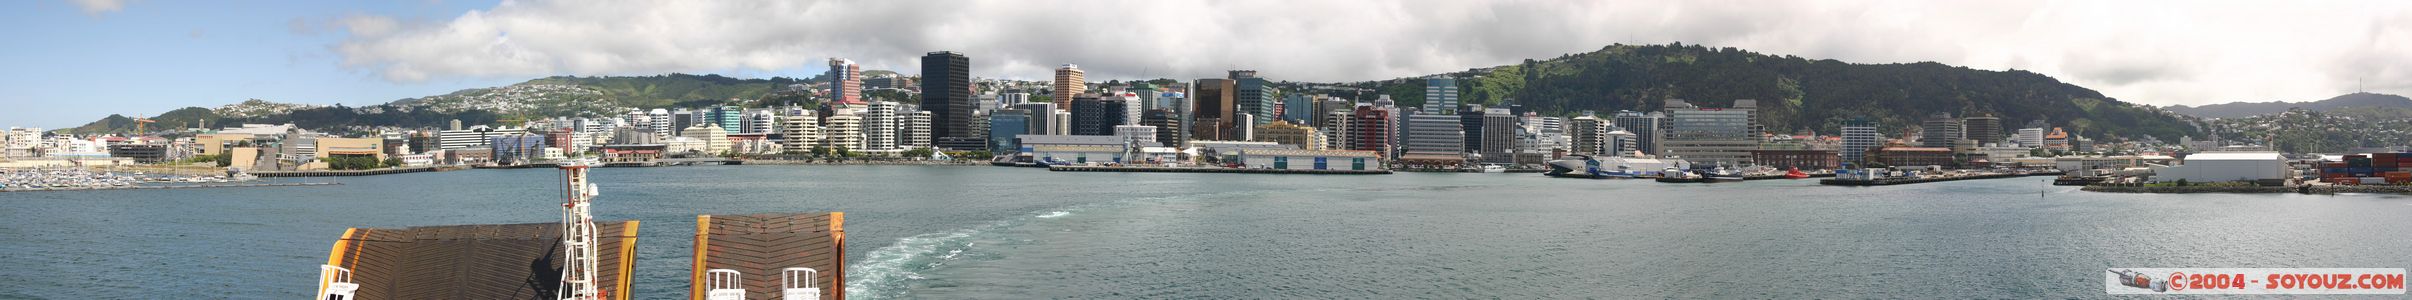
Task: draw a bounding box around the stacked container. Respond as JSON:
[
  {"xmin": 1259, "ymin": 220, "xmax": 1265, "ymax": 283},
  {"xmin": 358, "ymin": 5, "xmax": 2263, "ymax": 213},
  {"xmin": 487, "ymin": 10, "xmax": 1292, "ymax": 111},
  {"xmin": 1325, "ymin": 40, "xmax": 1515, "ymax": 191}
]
[{"xmin": 2321, "ymin": 152, "xmax": 2412, "ymax": 185}]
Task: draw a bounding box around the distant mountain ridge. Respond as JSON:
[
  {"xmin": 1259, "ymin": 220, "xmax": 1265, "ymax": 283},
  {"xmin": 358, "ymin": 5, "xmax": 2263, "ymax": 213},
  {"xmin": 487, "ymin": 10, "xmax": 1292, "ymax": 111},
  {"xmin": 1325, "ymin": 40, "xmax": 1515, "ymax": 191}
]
[
  {"xmin": 2164, "ymin": 92, "xmax": 2412, "ymax": 119},
  {"xmin": 1328, "ymin": 43, "xmax": 2201, "ymax": 141}
]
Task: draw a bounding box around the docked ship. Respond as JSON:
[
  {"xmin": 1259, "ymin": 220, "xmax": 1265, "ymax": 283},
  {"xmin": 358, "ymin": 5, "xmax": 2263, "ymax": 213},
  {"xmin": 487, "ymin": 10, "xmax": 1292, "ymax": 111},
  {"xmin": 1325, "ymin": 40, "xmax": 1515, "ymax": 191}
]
[{"xmin": 1544, "ymin": 155, "xmax": 1687, "ymax": 179}]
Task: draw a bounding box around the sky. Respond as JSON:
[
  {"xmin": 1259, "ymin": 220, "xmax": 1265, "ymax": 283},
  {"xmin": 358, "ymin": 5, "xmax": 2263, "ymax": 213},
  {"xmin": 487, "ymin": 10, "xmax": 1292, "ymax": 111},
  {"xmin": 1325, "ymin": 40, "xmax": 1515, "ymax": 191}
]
[{"xmin": 5, "ymin": 0, "xmax": 2409, "ymax": 129}]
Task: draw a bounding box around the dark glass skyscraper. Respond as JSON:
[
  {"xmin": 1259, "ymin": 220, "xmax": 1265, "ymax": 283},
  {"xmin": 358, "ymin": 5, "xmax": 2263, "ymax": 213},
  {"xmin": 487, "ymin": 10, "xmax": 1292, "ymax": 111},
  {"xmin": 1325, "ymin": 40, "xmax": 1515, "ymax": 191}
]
[
  {"xmin": 922, "ymin": 51, "xmax": 979, "ymax": 150},
  {"xmin": 1069, "ymin": 95, "xmax": 1127, "ymax": 136}
]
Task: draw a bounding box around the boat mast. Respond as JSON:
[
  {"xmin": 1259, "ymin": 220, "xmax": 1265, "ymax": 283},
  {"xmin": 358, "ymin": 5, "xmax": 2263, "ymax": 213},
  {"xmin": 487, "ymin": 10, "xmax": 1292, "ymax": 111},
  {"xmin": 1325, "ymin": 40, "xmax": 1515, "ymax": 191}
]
[{"xmin": 559, "ymin": 163, "xmax": 602, "ymax": 300}]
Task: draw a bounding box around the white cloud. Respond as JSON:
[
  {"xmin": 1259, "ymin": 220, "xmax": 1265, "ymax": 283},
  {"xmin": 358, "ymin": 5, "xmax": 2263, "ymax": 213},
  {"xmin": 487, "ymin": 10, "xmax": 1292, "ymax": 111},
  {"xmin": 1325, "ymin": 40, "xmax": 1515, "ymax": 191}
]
[
  {"xmin": 68, "ymin": 0, "xmax": 125, "ymax": 16},
  {"xmin": 331, "ymin": 0, "xmax": 2412, "ymax": 106}
]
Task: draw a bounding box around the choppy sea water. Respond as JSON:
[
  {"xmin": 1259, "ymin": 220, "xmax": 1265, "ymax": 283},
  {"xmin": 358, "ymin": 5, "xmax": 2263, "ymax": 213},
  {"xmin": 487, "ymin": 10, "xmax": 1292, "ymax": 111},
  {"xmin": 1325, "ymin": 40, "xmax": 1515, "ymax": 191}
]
[{"xmin": 2, "ymin": 165, "xmax": 2408, "ymax": 298}]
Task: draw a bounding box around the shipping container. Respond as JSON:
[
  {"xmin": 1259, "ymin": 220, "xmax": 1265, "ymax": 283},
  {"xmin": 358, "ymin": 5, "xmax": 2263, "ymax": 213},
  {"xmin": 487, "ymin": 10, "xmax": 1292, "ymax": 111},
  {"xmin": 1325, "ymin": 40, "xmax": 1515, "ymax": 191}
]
[{"xmin": 2360, "ymin": 177, "xmax": 2389, "ymax": 185}]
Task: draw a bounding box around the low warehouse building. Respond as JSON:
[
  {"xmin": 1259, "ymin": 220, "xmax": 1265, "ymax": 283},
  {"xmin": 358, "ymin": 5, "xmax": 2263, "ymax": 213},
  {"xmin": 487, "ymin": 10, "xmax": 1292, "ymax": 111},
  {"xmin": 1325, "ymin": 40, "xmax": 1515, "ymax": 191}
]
[
  {"xmin": 1236, "ymin": 149, "xmax": 1384, "ymax": 171},
  {"xmin": 2150, "ymin": 152, "xmax": 2287, "ymax": 184}
]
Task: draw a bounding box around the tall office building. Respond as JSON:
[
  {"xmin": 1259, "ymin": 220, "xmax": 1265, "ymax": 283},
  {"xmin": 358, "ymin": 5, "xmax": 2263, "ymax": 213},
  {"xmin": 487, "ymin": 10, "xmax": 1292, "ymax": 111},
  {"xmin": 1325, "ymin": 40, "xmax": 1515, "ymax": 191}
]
[
  {"xmin": 647, "ymin": 109, "xmax": 673, "ymax": 138},
  {"xmin": 1479, "ymin": 108, "xmax": 1517, "ymax": 163},
  {"xmin": 1321, "ymin": 109, "xmax": 1353, "ymax": 152},
  {"xmin": 1191, "ymin": 78, "xmax": 1237, "ymax": 141},
  {"xmin": 1423, "ymin": 78, "xmax": 1460, "ymax": 114},
  {"xmin": 714, "ymin": 106, "xmax": 744, "ymax": 133},
  {"xmin": 1963, "ymin": 114, "xmax": 2003, "ymax": 147},
  {"xmin": 1109, "ymin": 91, "xmax": 1144, "ymax": 126},
  {"xmin": 1460, "ymin": 104, "xmax": 1486, "ymax": 154},
  {"xmin": 1841, "ymin": 118, "xmax": 1879, "ymax": 165},
  {"xmin": 923, "ymin": 51, "xmax": 980, "ymax": 150},
  {"xmin": 1141, "ymin": 109, "xmax": 1184, "ymax": 147},
  {"xmin": 1569, "ymin": 115, "xmax": 1609, "ymax": 156},
  {"xmin": 1612, "ymin": 111, "xmax": 1665, "ymax": 156},
  {"xmin": 1919, "ymin": 112, "xmax": 1963, "ymax": 148},
  {"xmin": 1230, "ymin": 70, "xmax": 1274, "ymax": 127},
  {"xmin": 988, "ymin": 109, "xmax": 1030, "ymax": 153},
  {"xmin": 1661, "ymin": 99, "xmax": 1759, "ymax": 166},
  {"xmin": 1349, "ymin": 105, "xmax": 1395, "ymax": 157},
  {"xmin": 1282, "ymin": 94, "xmax": 1317, "ymax": 124},
  {"xmin": 1011, "ymin": 103, "xmax": 1060, "ymax": 135},
  {"xmin": 744, "ymin": 110, "xmax": 779, "ymax": 134},
  {"xmin": 1069, "ymin": 95, "xmax": 1129, "ymax": 136},
  {"xmin": 1400, "ymin": 112, "xmax": 1466, "ymax": 163},
  {"xmin": 1054, "ymin": 64, "xmax": 1085, "ymax": 108},
  {"xmin": 828, "ymin": 58, "xmax": 862, "ymax": 105},
  {"xmin": 904, "ymin": 110, "xmax": 932, "ymax": 149}
]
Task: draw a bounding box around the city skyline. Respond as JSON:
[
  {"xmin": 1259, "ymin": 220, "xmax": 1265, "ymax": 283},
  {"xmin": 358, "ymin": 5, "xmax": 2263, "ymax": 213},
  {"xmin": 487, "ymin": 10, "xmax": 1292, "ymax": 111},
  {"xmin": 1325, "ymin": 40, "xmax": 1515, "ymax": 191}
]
[{"xmin": 8, "ymin": 0, "xmax": 2412, "ymax": 129}]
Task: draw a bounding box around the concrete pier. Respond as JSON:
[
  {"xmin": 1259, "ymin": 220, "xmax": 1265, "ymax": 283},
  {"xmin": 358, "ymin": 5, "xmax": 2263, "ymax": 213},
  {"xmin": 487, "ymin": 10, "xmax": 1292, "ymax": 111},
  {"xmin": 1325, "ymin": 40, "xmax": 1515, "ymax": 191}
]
[{"xmin": 1048, "ymin": 166, "xmax": 1392, "ymax": 175}]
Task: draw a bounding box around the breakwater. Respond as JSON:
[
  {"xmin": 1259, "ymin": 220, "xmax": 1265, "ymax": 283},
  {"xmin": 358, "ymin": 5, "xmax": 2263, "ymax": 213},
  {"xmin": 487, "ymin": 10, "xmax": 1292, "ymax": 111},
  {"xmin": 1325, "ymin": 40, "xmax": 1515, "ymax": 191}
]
[
  {"xmin": 1819, "ymin": 172, "xmax": 2061, "ymax": 186},
  {"xmin": 250, "ymin": 166, "xmax": 458, "ymax": 177},
  {"xmin": 2083, "ymin": 184, "xmax": 2412, "ymax": 194},
  {"xmin": 741, "ymin": 159, "xmax": 983, "ymax": 166},
  {"xmin": 1048, "ymin": 166, "xmax": 1392, "ymax": 174}
]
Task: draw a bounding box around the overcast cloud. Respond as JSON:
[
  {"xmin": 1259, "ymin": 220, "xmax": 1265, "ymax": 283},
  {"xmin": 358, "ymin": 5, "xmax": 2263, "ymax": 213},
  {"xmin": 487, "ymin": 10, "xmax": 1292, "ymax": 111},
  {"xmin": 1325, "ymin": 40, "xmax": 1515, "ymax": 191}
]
[{"xmin": 332, "ymin": 0, "xmax": 2412, "ymax": 106}]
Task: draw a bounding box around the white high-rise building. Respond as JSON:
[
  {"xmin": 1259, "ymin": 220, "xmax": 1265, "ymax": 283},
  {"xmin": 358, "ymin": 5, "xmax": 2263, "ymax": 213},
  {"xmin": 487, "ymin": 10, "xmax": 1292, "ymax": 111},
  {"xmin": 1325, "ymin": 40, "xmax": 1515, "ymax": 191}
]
[
  {"xmin": 904, "ymin": 110, "xmax": 932, "ymax": 149},
  {"xmin": 863, "ymin": 101, "xmax": 901, "ymax": 151},
  {"xmin": 780, "ymin": 109, "xmax": 821, "ymax": 153},
  {"xmin": 822, "ymin": 113, "xmax": 865, "ymax": 152},
  {"xmin": 745, "ymin": 110, "xmax": 779, "ymax": 134},
  {"xmin": 1109, "ymin": 91, "xmax": 1144, "ymax": 126},
  {"xmin": 2017, "ymin": 127, "xmax": 2046, "ymax": 148},
  {"xmin": 648, "ymin": 109, "xmax": 673, "ymax": 138}
]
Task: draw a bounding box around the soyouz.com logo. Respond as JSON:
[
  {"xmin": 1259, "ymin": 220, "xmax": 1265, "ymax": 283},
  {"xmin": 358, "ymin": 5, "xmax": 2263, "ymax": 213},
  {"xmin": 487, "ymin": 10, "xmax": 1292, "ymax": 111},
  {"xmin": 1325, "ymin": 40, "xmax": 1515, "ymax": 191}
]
[{"xmin": 2107, "ymin": 268, "xmax": 2406, "ymax": 294}]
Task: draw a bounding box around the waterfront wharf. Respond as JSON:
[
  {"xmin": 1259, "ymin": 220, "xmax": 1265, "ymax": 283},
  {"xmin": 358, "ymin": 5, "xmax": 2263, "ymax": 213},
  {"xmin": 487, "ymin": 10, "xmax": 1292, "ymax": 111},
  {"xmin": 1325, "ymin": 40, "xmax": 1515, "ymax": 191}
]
[
  {"xmin": 1819, "ymin": 171, "xmax": 2063, "ymax": 186},
  {"xmin": 1048, "ymin": 165, "xmax": 1393, "ymax": 174},
  {"xmin": 253, "ymin": 166, "xmax": 459, "ymax": 177}
]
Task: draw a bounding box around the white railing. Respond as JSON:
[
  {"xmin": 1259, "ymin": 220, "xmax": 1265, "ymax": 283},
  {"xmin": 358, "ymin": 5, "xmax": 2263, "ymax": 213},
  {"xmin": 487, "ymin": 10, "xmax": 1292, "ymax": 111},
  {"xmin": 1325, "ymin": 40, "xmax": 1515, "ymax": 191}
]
[
  {"xmin": 781, "ymin": 267, "xmax": 821, "ymax": 300},
  {"xmin": 705, "ymin": 269, "xmax": 746, "ymax": 300},
  {"xmin": 318, "ymin": 265, "xmax": 357, "ymax": 300}
]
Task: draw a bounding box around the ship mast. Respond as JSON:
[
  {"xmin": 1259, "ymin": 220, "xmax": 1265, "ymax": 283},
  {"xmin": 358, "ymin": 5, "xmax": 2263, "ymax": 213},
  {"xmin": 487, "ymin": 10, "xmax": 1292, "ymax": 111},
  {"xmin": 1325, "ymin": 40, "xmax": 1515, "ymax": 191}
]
[{"xmin": 559, "ymin": 163, "xmax": 602, "ymax": 300}]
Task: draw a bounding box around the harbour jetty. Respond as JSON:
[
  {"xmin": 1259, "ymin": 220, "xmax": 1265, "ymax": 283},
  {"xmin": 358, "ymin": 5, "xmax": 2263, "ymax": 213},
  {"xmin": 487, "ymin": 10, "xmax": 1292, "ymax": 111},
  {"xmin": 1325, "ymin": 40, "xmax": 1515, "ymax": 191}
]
[
  {"xmin": 744, "ymin": 159, "xmax": 979, "ymax": 166},
  {"xmin": 1819, "ymin": 171, "xmax": 2062, "ymax": 186},
  {"xmin": 1048, "ymin": 165, "xmax": 1392, "ymax": 175},
  {"xmin": 2083, "ymin": 184, "xmax": 2412, "ymax": 194},
  {"xmin": 253, "ymin": 166, "xmax": 461, "ymax": 177}
]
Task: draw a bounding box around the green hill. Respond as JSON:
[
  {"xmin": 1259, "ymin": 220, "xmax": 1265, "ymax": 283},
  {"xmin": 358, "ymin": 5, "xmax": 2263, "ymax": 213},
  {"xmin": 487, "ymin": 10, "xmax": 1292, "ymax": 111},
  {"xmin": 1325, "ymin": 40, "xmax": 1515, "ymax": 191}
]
[
  {"xmin": 518, "ymin": 73, "xmax": 818, "ymax": 109},
  {"xmin": 1334, "ymin": 43, "xmax": 2201, "ymax": 141}
]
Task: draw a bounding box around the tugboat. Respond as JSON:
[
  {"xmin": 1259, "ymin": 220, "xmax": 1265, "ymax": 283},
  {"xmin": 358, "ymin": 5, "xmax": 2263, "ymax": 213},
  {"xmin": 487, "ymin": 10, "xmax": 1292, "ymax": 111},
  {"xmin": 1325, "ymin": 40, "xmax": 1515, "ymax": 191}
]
[{"xmin": 1784, "ymin": 167, "xmax": 1811, "ymax": 179}]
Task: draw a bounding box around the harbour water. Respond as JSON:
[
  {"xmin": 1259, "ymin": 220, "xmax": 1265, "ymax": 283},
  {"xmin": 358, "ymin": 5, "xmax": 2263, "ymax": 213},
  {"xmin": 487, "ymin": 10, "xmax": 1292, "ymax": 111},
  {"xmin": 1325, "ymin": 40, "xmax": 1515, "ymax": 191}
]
[{"xmin": 2, "ymin": 165, "xmax": 2408, "ymax": 298}]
